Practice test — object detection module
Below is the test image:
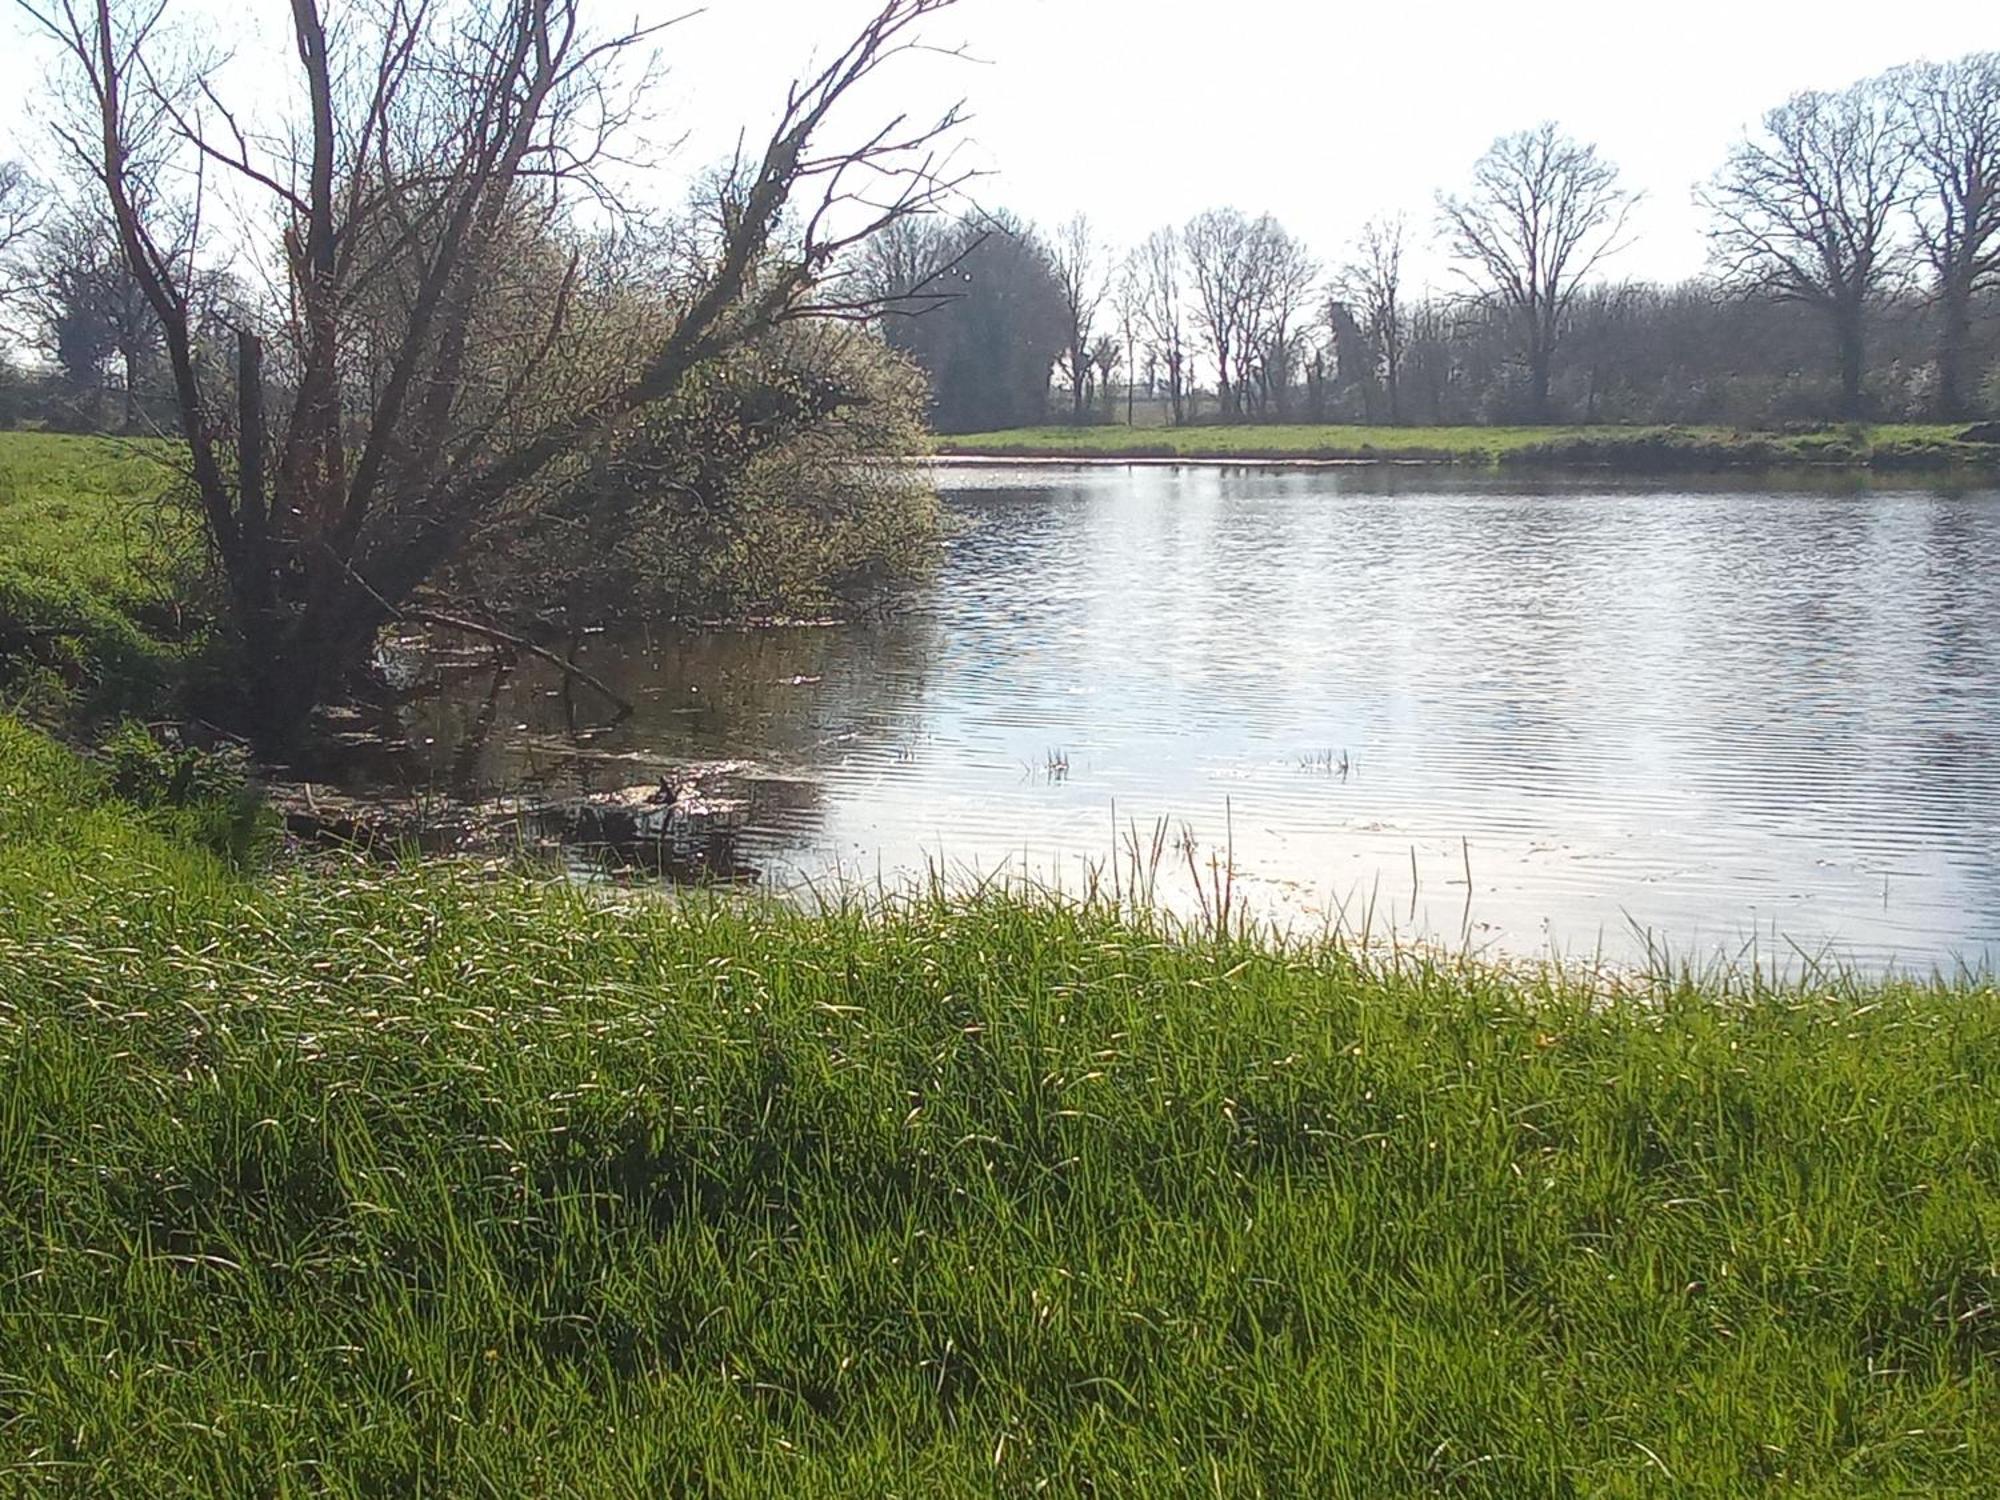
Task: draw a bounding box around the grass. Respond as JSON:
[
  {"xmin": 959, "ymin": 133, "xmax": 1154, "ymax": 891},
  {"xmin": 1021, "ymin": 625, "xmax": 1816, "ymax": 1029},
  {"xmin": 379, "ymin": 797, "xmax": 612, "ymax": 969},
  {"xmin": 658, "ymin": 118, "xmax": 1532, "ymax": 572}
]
[
  {"xmin": 0, "ymin": 433, "xmax": 185, "ymax": 605},
  {"xmin": 937, "ymin": 422, "xmax": 2000, "ymax": 471},
  {"xmin": 0, "ymin": 432, "xmax": 202, "ymax": 725},
  {"xmin": 1, "ymin": 714, "xmax": 1996, "ymax": 1494}
]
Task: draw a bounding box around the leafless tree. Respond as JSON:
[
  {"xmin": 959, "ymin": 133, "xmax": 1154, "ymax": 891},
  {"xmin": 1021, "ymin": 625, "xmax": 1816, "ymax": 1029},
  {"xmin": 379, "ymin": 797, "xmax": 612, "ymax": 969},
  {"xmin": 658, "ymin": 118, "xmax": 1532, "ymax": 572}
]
[
  {"xmin": 1341, "ymin": 215, "xmax": 1407, "ymax": 423},
  {"xmin": 1179, "ymin": 208, "xmax": 1313, "ymax": 419},
  {"xmin": 1112, "ymin": 251, "xmax": 1142, "ymax": 424},
  {"xmin": 19, "ymin": 0, "xmax": 971, "ymax": 751},
  {"xmin": 1051, "ymin": 213, "xmax": 1105, "ymax": 425},
  {"xmin": 1088, "ymin": 330, "xmax": 1120, "ymax": 418},
  {"xmin": 1133, "ymin": 226, "xmax": 1187, "ymax": 425},
  {"xmin": 1440, "ymin": 123, "xmax": 1636, "ymax": 421},
  {"xmin": 1566, "ymin": 281, "xmax": 1645, "ymax": 422},
  {"xmin": 1891, "ymin": 53, "xmax": 2000, "ymax": 419},
  {"xmin": 1701, "ymin": 82, "xmax": 1911, "ymax": 420},
  {"xmin": 33, "ymin": 207, "xmax": 132, "ymax": 417},
  {"xmin": 860, "ymin": 215, "xmax": 950, "ymax": 314},
  {"xmin": 1246, "ymin": 218, "xmax": 1317, "ymax": 418},
  {"xmin": 0, "ymin": 161, "xmax": 46, "ymax": 310},
  {"xmin": 1183, "ymin": 207, "xmax": 1257, "ymax": 416}
]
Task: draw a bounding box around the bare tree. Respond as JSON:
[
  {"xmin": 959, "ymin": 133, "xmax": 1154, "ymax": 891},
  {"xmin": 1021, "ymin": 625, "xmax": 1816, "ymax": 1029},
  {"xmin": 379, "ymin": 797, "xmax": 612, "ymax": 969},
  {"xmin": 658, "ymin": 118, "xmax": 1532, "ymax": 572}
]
[
  {"xmin": 1112, "ymin": 251, "xmax": 1142, "ymax": 425},
  {"xmin": 1184, "ymin": 207, "xmax": 1255, "ymax": 416},
  {"xmin": 29, "ymin": 204, "xmax": 178, "ymax": 429},
  {"xmin": 20, "ymin": 0, "xmax": 970, "ymax": 751},
  {"xmin": 1892, "ymin": 53, "xmax": 2000, "ymax": 419},
  {"xmin": 1440, "ymin": 123, "xmax": 1635, "ymax": 421},
  {"xmin": 1133, "ymin": 226, "xmax": 1188, "ymax": 426},
  {"xmin": 1701, "ymin": 82, "xmax": 1911, "ymax": 420},
  {"xmin": 1341, "ymin": 215, "xmax": 1407, "ymax": 424},
  {"xmin": 1566, "ymin": 281, "xmax": 1644, "ymax": 422},
  {"xmin": 0, "ymin": 161, "xmax": 45, "ymax": 310},
  {"xmin": 1089, "ymin": 330, "xmax": 1120, "ymax": 418},
  {"xmin": 1051, "ymin": 213, "xmax": 1105, "ymax": 425},
  {"xmin": 1246, "ymin": 218, "xmax": 1317, "ymax": 418}
]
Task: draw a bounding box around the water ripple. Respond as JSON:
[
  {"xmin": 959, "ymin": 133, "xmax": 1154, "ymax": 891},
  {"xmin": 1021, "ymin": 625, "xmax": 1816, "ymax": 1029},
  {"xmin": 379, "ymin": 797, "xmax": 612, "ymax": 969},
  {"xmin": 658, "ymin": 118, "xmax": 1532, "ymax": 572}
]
[{"xmin": 401, "ymin": 466, "xmax": 2000, "ymax": 975}]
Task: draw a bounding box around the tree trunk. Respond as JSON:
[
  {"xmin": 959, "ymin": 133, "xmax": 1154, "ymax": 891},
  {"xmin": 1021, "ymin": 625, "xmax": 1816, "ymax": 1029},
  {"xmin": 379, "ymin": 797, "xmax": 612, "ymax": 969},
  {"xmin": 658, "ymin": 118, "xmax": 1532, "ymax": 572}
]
[
  {"xmin": 236, "ymin": 332, "xmax": 274, "ymax": 624},
  {"xmin": 121, "ymin": 347, "xmax": 141, "ymax": 432},
  {"xmin": 240, "ymin": 592, "xmax": 391, "ymax": 760},
  {"xmin": 1836, "ymin": 308, "xmax": 1866, "ymax": 421},
  {"xmin": 1934, "ymin": 278, "xmax": 1973, "ymax": 422},
  {"xmin": 1527, "ymin": 344, "xmax": 1553, "ymax": 424},
  {"xmin": 243, "ymin": 624, "xmax": 338, "ymax": 760}
]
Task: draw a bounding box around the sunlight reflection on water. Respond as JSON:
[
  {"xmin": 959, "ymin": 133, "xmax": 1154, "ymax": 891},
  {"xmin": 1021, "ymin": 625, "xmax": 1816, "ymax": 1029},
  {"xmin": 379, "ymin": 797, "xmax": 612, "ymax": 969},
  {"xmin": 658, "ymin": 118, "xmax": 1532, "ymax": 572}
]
[{"xmin": 399, "ymin": 464, "xmax": 2000, "ymax": 975}]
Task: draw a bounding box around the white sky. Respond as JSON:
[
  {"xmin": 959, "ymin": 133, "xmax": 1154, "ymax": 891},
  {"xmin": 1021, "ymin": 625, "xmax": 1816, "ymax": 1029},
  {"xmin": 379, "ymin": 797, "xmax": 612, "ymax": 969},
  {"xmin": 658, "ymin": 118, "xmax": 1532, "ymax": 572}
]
[{"xmin": 4, "ymin": 0, "xmax": 1998, "ymax": 292}]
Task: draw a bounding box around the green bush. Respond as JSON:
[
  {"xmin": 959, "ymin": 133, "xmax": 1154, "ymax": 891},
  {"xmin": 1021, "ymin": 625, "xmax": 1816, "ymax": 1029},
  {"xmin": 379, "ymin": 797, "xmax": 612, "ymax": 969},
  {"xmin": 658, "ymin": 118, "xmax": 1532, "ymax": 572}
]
[
  {"xmin": 97, "ymin": 718, "xmax": 272, "ymax": 868},
  {"xmin": 456, "ymin": 325, "xmax": 942, "ymax": 625}
]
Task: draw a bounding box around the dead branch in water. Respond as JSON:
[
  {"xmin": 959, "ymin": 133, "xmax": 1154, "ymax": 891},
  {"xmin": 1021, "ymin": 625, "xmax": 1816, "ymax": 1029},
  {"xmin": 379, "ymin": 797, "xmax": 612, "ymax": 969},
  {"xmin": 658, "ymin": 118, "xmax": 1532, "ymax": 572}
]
[{"xmin": 406, "ymin": 609, "xmax": 633, "ymax": 722}]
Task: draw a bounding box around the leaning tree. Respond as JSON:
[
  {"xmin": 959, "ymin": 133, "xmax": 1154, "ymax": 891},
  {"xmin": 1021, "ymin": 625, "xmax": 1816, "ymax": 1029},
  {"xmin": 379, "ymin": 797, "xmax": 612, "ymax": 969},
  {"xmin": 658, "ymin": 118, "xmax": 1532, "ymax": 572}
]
[
  {"xmin": 19, "ymin": 0, "xmax": 970, "ymax": 753},
  {"xmin": 1440, "ymin": 123, "xmax": 1635, "ymax": 422}
]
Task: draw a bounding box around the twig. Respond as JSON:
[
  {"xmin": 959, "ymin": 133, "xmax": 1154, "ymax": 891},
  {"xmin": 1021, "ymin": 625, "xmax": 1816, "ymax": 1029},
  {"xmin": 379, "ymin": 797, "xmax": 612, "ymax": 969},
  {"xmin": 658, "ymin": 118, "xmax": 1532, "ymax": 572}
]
[{"xmin": 406, "ymin": 609, "xmax": 633, "ymax": 721}]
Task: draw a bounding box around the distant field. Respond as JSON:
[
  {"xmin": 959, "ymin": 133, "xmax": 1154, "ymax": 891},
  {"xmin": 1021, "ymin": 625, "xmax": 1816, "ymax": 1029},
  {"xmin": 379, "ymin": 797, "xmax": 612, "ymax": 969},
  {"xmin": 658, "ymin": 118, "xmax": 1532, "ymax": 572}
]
[{"xmin": 938, "ymin": 423, "xmax": 2000, "ymax": 470}]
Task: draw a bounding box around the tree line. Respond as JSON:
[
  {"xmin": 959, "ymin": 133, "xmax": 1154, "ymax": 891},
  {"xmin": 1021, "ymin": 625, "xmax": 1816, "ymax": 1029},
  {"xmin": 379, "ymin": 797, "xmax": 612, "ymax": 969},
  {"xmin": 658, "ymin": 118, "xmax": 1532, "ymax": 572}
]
[
  {"xmin": 866, "ymin": 52, "xmax": 2000, "ymax": 432},
  {"xmin": 0, "ymin": 0, "xmax": 1992, "ymax": 755}
]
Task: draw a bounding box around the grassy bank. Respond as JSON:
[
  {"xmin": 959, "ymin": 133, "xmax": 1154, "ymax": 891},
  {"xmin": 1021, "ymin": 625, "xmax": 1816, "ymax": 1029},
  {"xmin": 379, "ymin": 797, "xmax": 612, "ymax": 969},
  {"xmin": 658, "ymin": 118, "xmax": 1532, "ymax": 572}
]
[
  {"xmin": 0, "ymin": 432, "xmax": 199, "ymax": 726},
  {"xmin": 1, "ymin": 717, "xmax": 1996, "ymax": 1494},
  {"xmin": 938, "ymin": 422, "xmax": 2000, "ymax": 472}
]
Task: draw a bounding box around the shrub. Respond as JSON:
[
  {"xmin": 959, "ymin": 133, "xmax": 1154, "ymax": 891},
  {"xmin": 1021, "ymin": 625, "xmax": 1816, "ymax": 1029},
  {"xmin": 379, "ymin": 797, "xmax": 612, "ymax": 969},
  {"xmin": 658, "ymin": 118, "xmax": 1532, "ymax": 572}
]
[{"xmin": 98, "ymin": 718, "xmax": 272, "ymax": 867}]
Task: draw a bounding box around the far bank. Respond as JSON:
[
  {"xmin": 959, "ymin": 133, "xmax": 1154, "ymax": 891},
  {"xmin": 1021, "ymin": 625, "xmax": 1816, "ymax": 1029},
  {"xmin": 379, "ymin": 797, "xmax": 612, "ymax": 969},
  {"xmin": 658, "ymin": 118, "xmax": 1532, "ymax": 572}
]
[{"xmin": 936, "ymin": 422, "xmax": 2000, "ymax": 473}]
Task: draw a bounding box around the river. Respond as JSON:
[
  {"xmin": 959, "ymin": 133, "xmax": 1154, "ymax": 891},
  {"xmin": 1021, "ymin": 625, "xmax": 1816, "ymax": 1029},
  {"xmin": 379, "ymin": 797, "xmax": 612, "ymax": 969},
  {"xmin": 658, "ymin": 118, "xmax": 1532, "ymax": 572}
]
[{"xmin": 391, "ymin": 463, "xmax": 2000, "ymax": 975}]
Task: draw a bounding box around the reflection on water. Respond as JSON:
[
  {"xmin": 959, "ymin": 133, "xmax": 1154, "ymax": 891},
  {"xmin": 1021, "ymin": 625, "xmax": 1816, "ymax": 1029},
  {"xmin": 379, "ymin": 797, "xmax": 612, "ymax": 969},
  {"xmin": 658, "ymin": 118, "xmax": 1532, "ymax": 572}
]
[{"xmin": 385, "ymin": 465, "xmax": 2000, "ymax": 973}]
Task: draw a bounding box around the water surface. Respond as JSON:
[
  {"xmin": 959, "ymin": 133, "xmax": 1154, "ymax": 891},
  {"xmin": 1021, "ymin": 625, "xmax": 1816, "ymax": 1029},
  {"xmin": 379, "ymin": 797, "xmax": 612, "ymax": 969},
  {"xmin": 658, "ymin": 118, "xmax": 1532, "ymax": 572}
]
[{"xmin": 397, "ymin": 465, "xmax": 2000, "ymax": 974}]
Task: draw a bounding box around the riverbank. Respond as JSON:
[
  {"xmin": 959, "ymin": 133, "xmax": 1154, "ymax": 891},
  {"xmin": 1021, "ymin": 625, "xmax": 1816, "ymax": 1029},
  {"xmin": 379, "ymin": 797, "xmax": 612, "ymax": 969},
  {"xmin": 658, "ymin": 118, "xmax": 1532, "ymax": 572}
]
[
  {"xmin": 2, "ymin": 715, "xmax": 1996, "ymax": 1493},
  {"xmin": 0, "ymin": 433, "xmax": 199, "ymax": 727},
  {"xmin": 938, "ymin": 422, "xmax": 2000, "ymax": 472}
]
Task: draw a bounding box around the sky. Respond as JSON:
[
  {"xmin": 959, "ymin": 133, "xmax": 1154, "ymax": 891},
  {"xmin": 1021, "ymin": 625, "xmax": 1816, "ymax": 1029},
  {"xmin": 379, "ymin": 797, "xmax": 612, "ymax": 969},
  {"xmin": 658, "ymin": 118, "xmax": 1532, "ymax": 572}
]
[{"xmin": 4, "ymin": 0, "xmax": 1998, "ymax": 293}]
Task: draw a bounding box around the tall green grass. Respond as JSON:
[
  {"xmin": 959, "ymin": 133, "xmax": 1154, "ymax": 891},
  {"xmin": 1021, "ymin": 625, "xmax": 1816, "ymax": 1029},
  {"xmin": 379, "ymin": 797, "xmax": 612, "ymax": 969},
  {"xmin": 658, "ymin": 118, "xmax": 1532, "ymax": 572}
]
[
  {"xmin": 0, "ymin": 433, "xmax": 201, "ymax": 725},
  {"xmin": 1, "ymin": 716, "xmax": 1995, "ymax": 1494},
  {"xmin": 0, "ymin": 432, "xmax": 189, "ymax": 610}
]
